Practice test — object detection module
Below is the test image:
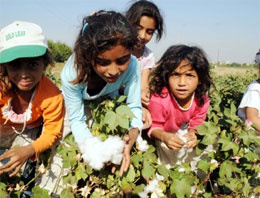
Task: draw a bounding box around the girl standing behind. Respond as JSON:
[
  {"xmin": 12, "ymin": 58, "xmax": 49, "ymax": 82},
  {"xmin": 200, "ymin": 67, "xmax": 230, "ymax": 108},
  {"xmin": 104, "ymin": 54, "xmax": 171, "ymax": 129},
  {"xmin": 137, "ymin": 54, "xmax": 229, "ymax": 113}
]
[
  {"xmin": 125, "ymin": 0, "xmax": 164, "ymax": 109},
  {"xmin": 238, "ymin": 50, "xmax": 260, "ymax": 134},
  {"xmin": 148, "ymin": 45, "xmax": 213, "ymax": 165},
  {"xmin": 61, "ymin": 11, "xmax": 143, "ymax": 176},
  {"xmin": 0, "ymin": 21, "xmax": 64, "ymax": 177}
]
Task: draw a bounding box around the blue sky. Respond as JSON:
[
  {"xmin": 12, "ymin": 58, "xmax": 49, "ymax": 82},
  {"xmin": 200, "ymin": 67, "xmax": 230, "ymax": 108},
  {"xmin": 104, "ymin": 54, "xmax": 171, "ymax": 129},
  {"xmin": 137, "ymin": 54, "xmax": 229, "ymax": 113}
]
[{"xmin": 1, "ymin": 0, "xmax": 259, "ymax": 63}]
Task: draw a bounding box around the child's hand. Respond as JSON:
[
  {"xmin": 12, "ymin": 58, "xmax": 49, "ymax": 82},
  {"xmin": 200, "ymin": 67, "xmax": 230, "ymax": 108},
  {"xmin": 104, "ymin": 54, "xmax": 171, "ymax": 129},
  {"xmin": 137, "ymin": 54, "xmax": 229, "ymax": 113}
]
[
  {"xmin": 141, "ymin": 88, "xmax": 150, "ymax": 107},
  {"xmin": 163, "ymin": 133, "xmax": 185, "ymax": 150},
  {"xmin": 142, "ymin": 107, "xmax": 152, "ymax": 129},
  {"xmin": 0, "ymin": 144, "xmax": 35, "ymax": 177},
  {"xmin": 112, "ymin": 128, "xmax": 138, "ymax": 177},
  {"xmin": 183, "ymin": 130, "xmax": 197, "ymax": 148}
]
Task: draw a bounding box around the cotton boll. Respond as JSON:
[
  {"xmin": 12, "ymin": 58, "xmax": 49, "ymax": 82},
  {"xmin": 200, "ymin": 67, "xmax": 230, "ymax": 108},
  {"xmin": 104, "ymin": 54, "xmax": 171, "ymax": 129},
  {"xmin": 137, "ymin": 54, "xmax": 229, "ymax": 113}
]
[
  {"xmin": 103, "ymin": 136, "xmax": 125, "ymax": 164},
  {"xmin": 79, "ymin": 137, "xmax": 107, "ymax": 170},
  {"xmin": 136, "ymin": 135, "xmax": 149, "ymax": 152}
]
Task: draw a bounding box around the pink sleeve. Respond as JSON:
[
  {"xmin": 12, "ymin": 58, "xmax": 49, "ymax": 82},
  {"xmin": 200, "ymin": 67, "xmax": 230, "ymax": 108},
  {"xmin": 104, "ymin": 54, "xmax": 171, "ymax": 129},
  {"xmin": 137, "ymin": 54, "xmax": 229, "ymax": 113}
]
[
  {"xmin": 147, "ymin": 99, "xmax": 167, "ymax": 137},
  {"xmin": 189, "ymin": 96, "xmax": 210, "ymax": 130}
]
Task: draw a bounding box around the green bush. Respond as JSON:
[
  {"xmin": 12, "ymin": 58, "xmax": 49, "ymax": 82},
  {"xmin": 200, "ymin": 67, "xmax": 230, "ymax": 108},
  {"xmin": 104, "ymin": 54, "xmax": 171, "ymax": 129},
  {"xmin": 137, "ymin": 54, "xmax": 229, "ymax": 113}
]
[{"xmin": 48, "ymin": 40, "xmax": 72, "ymax": 63}]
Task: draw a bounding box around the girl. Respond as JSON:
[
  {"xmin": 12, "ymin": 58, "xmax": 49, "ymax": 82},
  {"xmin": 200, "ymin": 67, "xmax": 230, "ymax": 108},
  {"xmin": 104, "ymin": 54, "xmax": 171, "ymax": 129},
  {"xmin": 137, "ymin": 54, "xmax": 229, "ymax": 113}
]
[
  {"xmin": 148, "ymin": 45, "xmax": 213, "ymax": 165},
  {"xmin": 0, "ymin": 21, "xmax": 64, "ymax": 178},
  {"xmin": 238, "ymin": 50, "xmax": 260, "ymax": 134},
  {"xmin": 125, "ymin": 0, "xmax": 164, "ymax": 128},
  {"xmin": 61, "ymin": 11, "xmax": 143, "ymax": 176}
]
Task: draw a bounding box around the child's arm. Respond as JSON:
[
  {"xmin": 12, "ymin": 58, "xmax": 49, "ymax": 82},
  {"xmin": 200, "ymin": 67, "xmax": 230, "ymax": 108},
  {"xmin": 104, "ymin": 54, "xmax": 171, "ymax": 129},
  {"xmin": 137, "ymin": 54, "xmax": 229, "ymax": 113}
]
[
  {"xmin": 141, "ymin": 69, "xmax": 151, "ymax": 107},
  {"xmin": 150, "ymin": 128, "xmax": 185, "ymax": 150},
  {"xmin": 0, "ymin": 144, "xmax": 35, "ymax": 176},
  {"xmin": 246, "ymin": 107, "xmax": 260, "ymax": 134}
]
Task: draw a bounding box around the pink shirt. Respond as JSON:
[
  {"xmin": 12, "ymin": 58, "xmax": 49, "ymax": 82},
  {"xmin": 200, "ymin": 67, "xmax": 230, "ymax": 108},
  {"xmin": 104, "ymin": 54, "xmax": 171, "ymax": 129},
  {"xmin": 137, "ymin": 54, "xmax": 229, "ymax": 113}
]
[{"xmin": 148, "ymin": 87, "xmax": 210, "ymax": 136}]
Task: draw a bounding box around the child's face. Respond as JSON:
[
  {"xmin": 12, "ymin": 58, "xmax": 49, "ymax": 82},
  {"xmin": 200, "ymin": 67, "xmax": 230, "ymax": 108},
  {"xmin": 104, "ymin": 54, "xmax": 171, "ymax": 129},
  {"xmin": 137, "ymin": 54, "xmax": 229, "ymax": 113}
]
[
  {"xmin": 93, "ymin": 44, "xmax": 131, "ymax": 83},
  {"xmin": 168, "ymin": 59, "xmax": 199, "ymax": 108},
  {"xmin": 135, "ymin": 16, "xmax": 156, "ymax": 49},
  {"xmin": 5, "ymin": 57, "xmax": 46, "ymax": 92}
]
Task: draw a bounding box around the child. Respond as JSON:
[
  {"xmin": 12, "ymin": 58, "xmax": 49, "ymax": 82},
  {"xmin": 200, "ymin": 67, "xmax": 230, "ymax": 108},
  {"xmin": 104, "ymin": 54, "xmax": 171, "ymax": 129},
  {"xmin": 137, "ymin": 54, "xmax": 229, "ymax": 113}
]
[
  {"xmin": 148, "ymin": 45, "xmax": 213, "ymax": 165},
  {"xmin": 125, "ymin": 0, "xmax": 164, "ymax": 128},
  {"xmin": 61, "ymin": 11, "xmax": 143, "ymax": 176},
  {"xmin": 238, "ymin": 49, "xmax": 260, "ymax": 134},
  {"xmin": 0, "ymin": 21, "xmax": 64, "ymax": 180}
]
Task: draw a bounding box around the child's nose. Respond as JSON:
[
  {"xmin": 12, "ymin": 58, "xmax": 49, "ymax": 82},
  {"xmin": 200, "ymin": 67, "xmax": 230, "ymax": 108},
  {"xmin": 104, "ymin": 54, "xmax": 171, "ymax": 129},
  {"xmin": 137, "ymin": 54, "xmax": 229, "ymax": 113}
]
[
  {"xmin": 108, "ymin": 63, "xmax": 119, "ymax": 76},
  {"xmin": 138, "ymin": 30, "xmax": 146, "ymax": 40},
  {"xmin": 178, "ymin": 76, "xmax": 186, "ymax": 85}
]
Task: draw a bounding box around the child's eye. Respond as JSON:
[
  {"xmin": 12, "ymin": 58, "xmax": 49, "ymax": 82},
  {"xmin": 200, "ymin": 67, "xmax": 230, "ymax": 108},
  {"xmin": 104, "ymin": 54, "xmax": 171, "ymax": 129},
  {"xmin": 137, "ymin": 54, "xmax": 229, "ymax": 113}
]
[
  {"xmin": 146, "ymin": 29, "xmax": 155, "ymax": 35},
  {"xmin": 28, "ymin": 61, "xmax": 39, "ymax": 69},
  {"xmin": 95, "ymin": 58, "xmax": 111, "ymax": 66},
  {"xmin": 116, "ymin": 55, "xmax": 130, "ymax": 65},
  {"xmin": 186, "ymin": 73, "xmax": 195, "ymax": 77},
  {"xmin": 171, "ymin": 72, "xmax": 179, "ymax": 77}
]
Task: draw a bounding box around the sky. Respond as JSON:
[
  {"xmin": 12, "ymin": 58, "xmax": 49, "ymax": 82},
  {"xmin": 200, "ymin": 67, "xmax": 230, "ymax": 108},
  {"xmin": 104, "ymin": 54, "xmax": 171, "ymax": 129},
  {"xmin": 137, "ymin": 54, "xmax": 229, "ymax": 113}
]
[{"xmin": 0, "ymin": 0, "xmax": 260, "ymax": 64}]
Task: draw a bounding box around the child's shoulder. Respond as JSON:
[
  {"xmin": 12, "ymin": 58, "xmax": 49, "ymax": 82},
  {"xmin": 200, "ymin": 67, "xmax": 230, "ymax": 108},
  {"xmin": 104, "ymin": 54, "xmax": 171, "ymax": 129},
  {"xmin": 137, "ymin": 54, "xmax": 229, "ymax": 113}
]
[
  {"xmin": 247, "ymin": 80, "xmax": 260, "ymax": 91},
  {"xmin": 39, "ymin": 75, "xmax": 61, "ymax": 95}
]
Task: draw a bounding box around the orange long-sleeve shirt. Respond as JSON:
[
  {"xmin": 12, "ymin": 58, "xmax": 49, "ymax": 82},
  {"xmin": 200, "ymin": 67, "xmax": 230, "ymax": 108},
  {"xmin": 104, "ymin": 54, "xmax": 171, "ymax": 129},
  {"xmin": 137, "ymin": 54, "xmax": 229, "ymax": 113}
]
[{"xmin": 0, "ymin": 75, "xmax": 65, "ymax": 158}]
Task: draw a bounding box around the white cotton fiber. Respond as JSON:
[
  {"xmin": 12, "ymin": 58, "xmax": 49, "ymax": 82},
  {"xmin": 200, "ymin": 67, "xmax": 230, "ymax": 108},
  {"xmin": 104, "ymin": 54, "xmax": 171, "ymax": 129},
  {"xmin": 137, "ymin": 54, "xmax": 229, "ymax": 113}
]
[
  {"xmin": 78, "ymin": 136, "xmax": 125, "ymax": 170},
  {"xmin": 136, "ymin": 135, "xmax": 149, "ymax": 152}
]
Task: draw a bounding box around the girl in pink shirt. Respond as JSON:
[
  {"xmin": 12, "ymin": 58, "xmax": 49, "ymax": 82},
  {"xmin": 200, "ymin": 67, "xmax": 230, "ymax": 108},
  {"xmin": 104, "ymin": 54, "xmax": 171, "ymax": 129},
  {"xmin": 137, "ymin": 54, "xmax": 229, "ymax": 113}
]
[{"xmin": 148, "ymin": 45, "xmax": 213, "ymax": 165}]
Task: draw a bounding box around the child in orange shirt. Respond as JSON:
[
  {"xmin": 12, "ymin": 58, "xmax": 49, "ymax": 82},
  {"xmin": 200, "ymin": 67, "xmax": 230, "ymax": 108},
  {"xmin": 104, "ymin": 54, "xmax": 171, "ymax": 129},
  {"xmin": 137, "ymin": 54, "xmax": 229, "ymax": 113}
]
[{"xmin": 0, "ymin": 21, "xmax": 64, "ymax": 192}]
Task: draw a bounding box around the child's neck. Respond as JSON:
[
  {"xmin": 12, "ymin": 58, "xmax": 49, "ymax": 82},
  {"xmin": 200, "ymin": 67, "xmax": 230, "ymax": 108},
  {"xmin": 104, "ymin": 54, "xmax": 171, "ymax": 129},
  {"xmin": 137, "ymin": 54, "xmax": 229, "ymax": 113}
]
[
  {"xmin": 133, "ymin": 47, "xmax": 144, "ymax": 58},
  {"xmin": 11, "ymin": 88, "xmax": 35, "ymax": 114},
  {"xmin": 172, "ymin": 93, "xmax": 194, "ymax": 110}
]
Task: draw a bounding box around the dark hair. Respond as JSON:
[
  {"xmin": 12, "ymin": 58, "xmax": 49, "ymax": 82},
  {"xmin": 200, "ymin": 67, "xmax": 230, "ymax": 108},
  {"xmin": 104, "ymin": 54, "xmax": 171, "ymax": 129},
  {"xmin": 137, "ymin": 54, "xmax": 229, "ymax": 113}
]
[
  {"xmin": 125, "ymin": 0, "xmax": 164, "ymax": 41},
  {"xmin": 73, "ymin": 10, "xmax": 137, "ymax": 84},
  {"xmin": 0, "ymin": 49, "xmax": 54, "ymax": 96},
  {"xmin": 150, "ymin": 45, "xmax": 214, "ymax": 106}
]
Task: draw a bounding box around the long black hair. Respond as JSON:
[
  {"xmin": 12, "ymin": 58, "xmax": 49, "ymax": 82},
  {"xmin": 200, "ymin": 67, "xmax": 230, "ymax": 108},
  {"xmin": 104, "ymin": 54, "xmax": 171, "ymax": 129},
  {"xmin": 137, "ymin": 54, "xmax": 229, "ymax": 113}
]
[
  {"xmin": 150, "ymin": 44, "xmax": 214, "ymax": 106},
  {"xmin": 125, "ymin": 0, "xmax": 164, "ymax": 41},
  {"xmin": 72, "ymin": 10, "xmax": 137, "ymax": 84}
]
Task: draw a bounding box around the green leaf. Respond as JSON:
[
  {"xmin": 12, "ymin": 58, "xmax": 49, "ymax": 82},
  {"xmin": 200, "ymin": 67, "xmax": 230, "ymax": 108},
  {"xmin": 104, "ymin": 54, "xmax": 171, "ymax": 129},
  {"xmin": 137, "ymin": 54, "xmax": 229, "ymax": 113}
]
[
  {"xmin": 170, "ymin": 177, "xmax": 191, "ymax": 198},
  {"xmin": 141, "ymin": 160, "xmax": 155, "ymax": 179},
  {"xmin": 131, "ymin": 153, "xmax": 143, "ymax": 168},
  {"xmin": 75, "ymin": 163, "xmax": 88, "ymax": 180},
  {"xmin": 0, "ymin": 190, "xmax": 8, "ymax": 198},
  {"xmin": 157, "ymin": 163, "xmax": 169, "ymax": 179},
  {"xmin": 198, "ymin": 159, "xmax": 210, "ymax": 173},
  {"xmin": 120, "ymin": 178, "xmax": 132, "ymax": 193},
  {"xmin": 0, "ymin": 183, "xmax": 6, "ymax": 190},
  {"xmin": 219, "ymin": 138, "xmax": 239, "ymax": 155},
  {"xmin": 117, "ymin": 114, "xmax": 130, "ymax": 129},
  {"xmin": 31, "ymin": 186, "xmax": 50, "ymax": 198},
  {"xmin": 219, "ymin": 161, "xmax": 233, "ymax": 178},
  {"xmin": 126, "ymin": 166, "xmax": 136, "ymax": 182},
  {"xmin": 104, "ymin": 111, "xmax": 117, "ymax": 130},
  {"xmin": 132, "ymin": 184, "xmax": 145, "ymax": 194},
  {"xmin": 90, "ymin": 191, "xmax": 102, "ymax": 198},
  {"xmin": 116, "ymin": 105, "xmax": 135, "ymax": 118},
  {"xmin": 115, "ymin": 95, "xmax": 127, "ymax": 103},
  {"xmin": 60, "ymin": 188, "xmax": 74, "ymax": 198},
  {"xmin": 200, "ymin": 133, "xmax": 217, "ymax": 145}
]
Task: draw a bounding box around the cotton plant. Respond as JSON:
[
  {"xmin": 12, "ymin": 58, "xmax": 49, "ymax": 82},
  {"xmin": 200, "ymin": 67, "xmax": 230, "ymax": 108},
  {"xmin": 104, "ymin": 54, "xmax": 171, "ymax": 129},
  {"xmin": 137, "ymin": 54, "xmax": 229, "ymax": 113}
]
[
  {"xmin": 80, "ymin": 95, "xmax": 135, "ymax": 170},
  {"xmin": 138, "ymin": 174, "xmax": 165, "ymax": 198}
]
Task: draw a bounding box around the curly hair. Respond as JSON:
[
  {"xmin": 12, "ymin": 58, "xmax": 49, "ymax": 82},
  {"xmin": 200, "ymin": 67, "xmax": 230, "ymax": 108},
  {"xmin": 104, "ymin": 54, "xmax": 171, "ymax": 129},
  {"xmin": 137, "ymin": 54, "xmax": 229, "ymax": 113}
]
[
  {"xmin": 125, "ymin": 0, "xmax": 164, "ymax": 41},
  {"xmin": 0, "ymin": 49, "xmax": 54, "ymax": 96},
  {"xmin": 72, "ymin": 10, "xmax": 137, "ymax": 84},
  {"xmin": 150, "ymin": 45, "xmax": 214, "ymax": 106}
]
